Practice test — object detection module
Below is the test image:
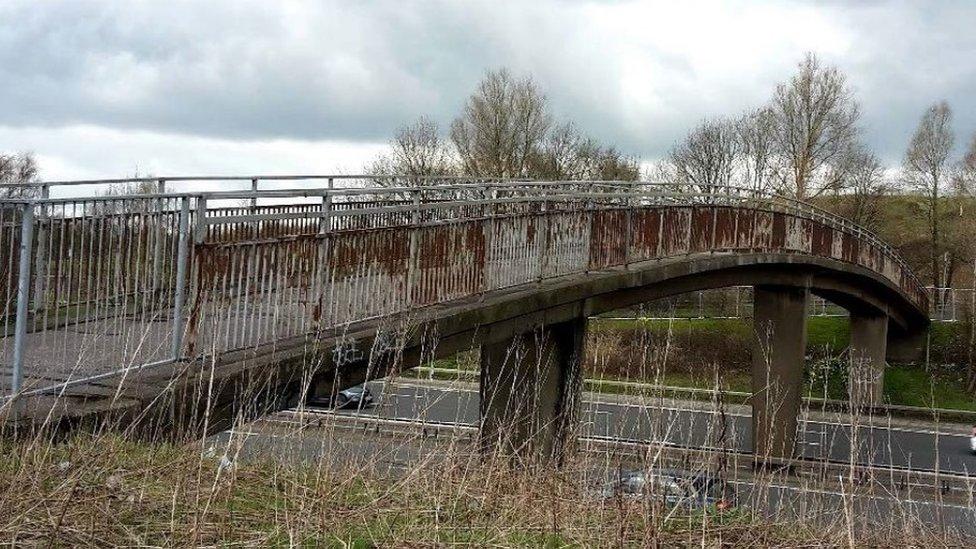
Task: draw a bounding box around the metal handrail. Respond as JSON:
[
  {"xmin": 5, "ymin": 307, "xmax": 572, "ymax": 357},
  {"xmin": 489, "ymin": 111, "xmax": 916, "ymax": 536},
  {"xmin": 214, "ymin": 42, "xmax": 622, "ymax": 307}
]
[
  {"xmin": 1, "ymin": 176, "xmax": 925, "ymax": 297},
  {"xmin": 0, "ymin": 176, "xmax": 931, "ymax": 401}
]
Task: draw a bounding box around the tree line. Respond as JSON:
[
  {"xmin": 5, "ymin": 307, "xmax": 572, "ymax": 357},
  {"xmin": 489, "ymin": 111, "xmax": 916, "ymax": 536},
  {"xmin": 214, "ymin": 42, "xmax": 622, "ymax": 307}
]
[
  {"xmin": 656, "ymin": 53, "xmax": 976, "ymax": 290},
  {"xmin": 368, "ymin": 53, "xmax": 976, "ymax": 290},
  {"xmin": 366, "ymin": 69, "xmax": 640, "ymax": 182},
  {"xmin": 3, "ymin": 54, "xmax": 976, "ymax": 289}
]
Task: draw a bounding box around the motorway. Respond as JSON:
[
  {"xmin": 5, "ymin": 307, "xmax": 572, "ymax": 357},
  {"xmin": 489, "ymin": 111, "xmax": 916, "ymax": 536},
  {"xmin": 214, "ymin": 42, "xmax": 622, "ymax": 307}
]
[
  {"xmin": 209, "ymin": 380, "xmax": 976, "ymax": 540},
  {"xmin": 341, "ymin": 379, "xmax": 976, "ymax": 474}
]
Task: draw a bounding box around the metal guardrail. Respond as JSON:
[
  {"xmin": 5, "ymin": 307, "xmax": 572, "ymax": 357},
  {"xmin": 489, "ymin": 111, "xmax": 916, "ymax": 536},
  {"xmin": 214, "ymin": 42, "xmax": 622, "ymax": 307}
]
[{"xmin": 0, "ymin": 176, "xmax": 928, "ymax": 398}]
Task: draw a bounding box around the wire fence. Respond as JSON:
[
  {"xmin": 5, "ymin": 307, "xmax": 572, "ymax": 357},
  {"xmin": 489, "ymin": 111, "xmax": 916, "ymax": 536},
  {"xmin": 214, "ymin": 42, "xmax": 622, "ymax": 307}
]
[{"xmin": 0, "ymin": 176, "xmax": 928, "ymax": 397}]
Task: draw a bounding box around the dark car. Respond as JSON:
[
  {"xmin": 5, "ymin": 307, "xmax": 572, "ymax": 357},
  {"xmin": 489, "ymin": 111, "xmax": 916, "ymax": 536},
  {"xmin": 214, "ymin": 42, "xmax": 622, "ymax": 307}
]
[
  {"xmin": 600, "ymin": 468, "xmax": 737, "ymax": 511},
  {"xmin": 308, "ymin": 384, "xmax": 374, "ymax": 410}
]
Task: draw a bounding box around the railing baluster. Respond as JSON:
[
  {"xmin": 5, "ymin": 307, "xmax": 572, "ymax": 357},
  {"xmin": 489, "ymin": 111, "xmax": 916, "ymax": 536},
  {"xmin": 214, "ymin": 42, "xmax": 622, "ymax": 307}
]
[
  {"xmin": 11, "ymin": 203, "xmax": 35, "ymax": 395},
  {"xmin": 171, "ymin": 197, "xmax": 191, "ymax": 360},
  {"xmin": 30, "ymin": 184, "xmax": 49, "ymax": 315}
]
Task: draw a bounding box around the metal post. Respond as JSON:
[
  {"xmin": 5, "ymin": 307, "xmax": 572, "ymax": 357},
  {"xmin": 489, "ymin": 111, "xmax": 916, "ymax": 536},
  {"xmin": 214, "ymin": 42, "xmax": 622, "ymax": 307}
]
[
  {"xmin": 538, "ymin": 198, "xmax": 548, "ymax": 282},
  {"xmin": 193, "ymin": 196, "xmax": 209, "ymax": 245},
  {"xmin": 249, "ymin": 178, "xmax": 259, "ymax": 237},
  {"xmin": 319, "ymin": 193, "xmax": 332, "ymax": 234},
  {"xmin": 12, "ymin": 204, "xmax": 35, "ymax": 395},
  {"xmin": 170, "ymin": 197, "xmax": 191, "ymax": 359},
  {"xmin": 151, "ymin": 178, "xmax": 166, "ymax": 298},
  {"xmin": 30, "ymin": 184, "xmax": 49, "ymax": 314},
  {"xmin": 182, "ymin": 196, "xmax": 207, "ymax": 357},
  {"xmin": 624, "ymin": 198, "xmax": 632, "ymax": 269},
  {"xmin": 406, "ymin": 189, "xmax": 421, "ymax": 303},
  {"xmin": 323, "ymin": 177, "xmax": 334, "ymax": 232}
]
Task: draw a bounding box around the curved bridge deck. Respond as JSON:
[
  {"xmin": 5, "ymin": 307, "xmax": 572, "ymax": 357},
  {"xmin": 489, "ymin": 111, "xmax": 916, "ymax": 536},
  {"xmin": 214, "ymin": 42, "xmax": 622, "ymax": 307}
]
[{"xmin": 0, "ymin": 177, "xmax": 928, "ymax": 430}]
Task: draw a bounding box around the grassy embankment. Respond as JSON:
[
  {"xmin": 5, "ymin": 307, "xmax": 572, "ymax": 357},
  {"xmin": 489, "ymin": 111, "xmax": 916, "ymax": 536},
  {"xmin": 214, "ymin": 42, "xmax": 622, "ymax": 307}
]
[
  {"xmin": 0, "ymin": 430, "xmax": 964, "ymax": 549},
  {"xmin": 0, "ymin": 433, "xmax": 935, "ymax": 547}
]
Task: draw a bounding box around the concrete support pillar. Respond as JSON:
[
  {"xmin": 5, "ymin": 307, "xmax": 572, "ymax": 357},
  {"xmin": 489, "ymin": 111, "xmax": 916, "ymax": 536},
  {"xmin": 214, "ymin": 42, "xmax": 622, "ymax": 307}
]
[
  {"xmin": 849, "ymin": 313, "xmax": 888, "ymax": 406},
  {"xmin": 479, "ymin": 318, "xmax": 585, "ymax": 465},
  {"xmin": 752, "ymin": 285, "xmax": 808, "ymax": 461}
]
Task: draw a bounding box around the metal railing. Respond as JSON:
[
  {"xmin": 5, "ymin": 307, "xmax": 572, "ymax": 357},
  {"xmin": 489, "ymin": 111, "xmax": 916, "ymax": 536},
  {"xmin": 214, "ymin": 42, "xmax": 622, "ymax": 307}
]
[{"xmin": 0, "ymin": 176, "xmax": 929, "ymax": 398}]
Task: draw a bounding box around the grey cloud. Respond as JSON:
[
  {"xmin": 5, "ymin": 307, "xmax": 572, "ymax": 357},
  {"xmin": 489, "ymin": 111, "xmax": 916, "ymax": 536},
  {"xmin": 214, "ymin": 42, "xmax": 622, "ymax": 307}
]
[{"xmin": 1, "ymin": 0, "xmax": 975, "ymax": 163}]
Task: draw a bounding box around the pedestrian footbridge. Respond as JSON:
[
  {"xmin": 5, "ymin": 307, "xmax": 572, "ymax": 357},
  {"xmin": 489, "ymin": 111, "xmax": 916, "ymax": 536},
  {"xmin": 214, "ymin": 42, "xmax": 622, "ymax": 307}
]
[{"xmin": 0, "ymin": 177, "xmax": 928, "ymax": 460}]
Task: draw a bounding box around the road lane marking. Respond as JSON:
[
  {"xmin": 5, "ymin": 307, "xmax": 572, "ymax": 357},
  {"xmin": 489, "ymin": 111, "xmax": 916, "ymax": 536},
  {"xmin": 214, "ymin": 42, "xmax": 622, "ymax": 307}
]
[{"xmin": 381, "ymin": 381, "xmax": 972, "ymax": 440}]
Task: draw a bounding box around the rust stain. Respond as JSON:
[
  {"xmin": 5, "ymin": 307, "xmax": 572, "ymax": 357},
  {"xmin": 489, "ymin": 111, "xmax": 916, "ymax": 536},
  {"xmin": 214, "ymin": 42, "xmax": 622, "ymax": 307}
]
[
  {"xmin": 589, "ymin": 209, "xmax": 627, "ymax": 269},
  {"xmin": 630, "ymin": 208, "xmax": 661, "ymax": 261},
  {"xmin": 690, "ymin": 207, "xmax": 714, "ymax": 253},
  {"xmin": 714, "ymin": 207, "xmax": 736, "ymax": 250}
]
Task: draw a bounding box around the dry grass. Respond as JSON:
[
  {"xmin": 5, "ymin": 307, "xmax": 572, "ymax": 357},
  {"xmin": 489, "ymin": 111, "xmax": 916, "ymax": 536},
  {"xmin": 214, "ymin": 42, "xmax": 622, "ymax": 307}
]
[
  {"xmin": 0, "ymin": 427, "xmax": 966, "ymax": 548},
  {"xmin": 1, "ymin": 310, "xmax": 971, "ymax": 547}
]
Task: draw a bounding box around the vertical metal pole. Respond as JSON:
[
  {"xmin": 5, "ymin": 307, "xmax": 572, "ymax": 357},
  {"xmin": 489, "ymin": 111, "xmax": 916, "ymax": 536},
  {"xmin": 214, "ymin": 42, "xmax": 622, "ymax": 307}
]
[
  {"xmin": 171, "ymin": 197, "xmax": 191, "ymax": 359},
  {"xmin": 12, "ymin": 204, "xmax": 35, "ymax": 395},
  {"xmin": 624, "ymin": 197, "xmax": 632, "ymax": 269},
  {"xmin": 324, "ymin": 177, "xmax": 334, "ymax": 231},
  {"xmin": 406, "ymin": 189, "xmax": 421, "ymax": 304},
  {"xmin": 249, "ymin": 178, "xmax": 259, "ymax": 237},
  {"xmin": 482, "ymin": 184, "xmax": 493, "ymax": 292},
  {"xmin": 318, "ymin": 188, "xmax": 332, "ymax": 320},
  {"xmin": 325, "ymin": 177, "xmax": 334, "ymax": 231},
  {"xmin": 194, "ymin": 196, "xmax": 209, "ymax": 245},
  {"xmin": 183, "ymin": 196, "xmax": 207, "ymax": 357},
  {"xmin": 151, "ymin": 178, "xmax": 166, "ymax": 298},
  {"xmin": 538, "ymin": 198, "xmax": 548, "ymax": 282},
  {"xmin": 30, "ymin": 184, "xmax": 49, "ymax": 314}
]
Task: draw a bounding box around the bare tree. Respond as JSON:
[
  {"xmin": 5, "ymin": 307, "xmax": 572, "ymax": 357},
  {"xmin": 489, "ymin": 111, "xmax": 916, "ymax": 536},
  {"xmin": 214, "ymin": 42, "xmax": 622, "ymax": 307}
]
[
  {"xmin": 904, "ymin": 101, "xmax": 954, "ymax": 287},
  {"xmin": 529, "ymin": 122, "xmax": 640, "ymax": 182},
  {"xmin": 367, "ymin": 116, "xmax": 455, "ymax": 184},
  {"xmin": 770, "ymin": 53, "xmax": 861, "ymax": 200},
  {"xmin": 833, "ymin": 145, "xmax": 889, "ymax": 232},
  {"xmin": 529, "ymin": 122, "xmax": 595, "ymax": 180},
  {"xmin": 588, "ymin": 146, "xmax": 641, "ymax": 181},
  {"xmin": 450, "ymin": 69, "xmax": 551, "ymax": 178},
  {"xmin": 737, "ymin": 107, "xmax": 779, "ymax": 193},
  {"xmin": 957, "ymin": 132, "xmax": 976, "ymax": 196},
  {"xmin": 667, "ymin": 118, "xmax": 740, "ymax": 194},
  {"xmin": 0, "ymin": 152, "xmax": 40, "ymax": 198}
]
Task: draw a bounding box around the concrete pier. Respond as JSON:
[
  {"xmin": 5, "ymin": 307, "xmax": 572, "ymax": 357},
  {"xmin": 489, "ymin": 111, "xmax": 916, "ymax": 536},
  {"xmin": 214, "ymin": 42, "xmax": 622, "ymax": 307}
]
[
  {"xmin": 479, "ymin": 318, "xmax": 585, "ymax": 464},
  {"xmin": 752, "ymin": 285, "xmax": 808, "ymax": 461},
  {"xmin": 849, "ymin": 312, "xmax": 889, "ymax": 406}
]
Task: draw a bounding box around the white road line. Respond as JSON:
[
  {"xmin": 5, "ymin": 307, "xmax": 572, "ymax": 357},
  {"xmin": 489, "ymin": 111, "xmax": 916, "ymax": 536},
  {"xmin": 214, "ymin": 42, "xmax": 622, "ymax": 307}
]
[{"xmin": 382, "ymin": 382, "xmax": 971, "ymax": 440}]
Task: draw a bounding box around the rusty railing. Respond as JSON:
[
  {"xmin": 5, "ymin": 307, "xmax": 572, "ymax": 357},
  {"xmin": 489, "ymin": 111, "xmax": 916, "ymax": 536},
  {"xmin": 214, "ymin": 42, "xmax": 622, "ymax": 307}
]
[{"xmin": 0, "ymin": 176, "xmax": 928, "ymax": 397}]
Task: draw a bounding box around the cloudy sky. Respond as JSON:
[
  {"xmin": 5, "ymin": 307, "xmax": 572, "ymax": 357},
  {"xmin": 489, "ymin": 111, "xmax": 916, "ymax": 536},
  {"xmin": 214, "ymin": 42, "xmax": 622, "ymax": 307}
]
[{"xmin": 1, "ymin": 0, "xmax": 974, "ymax": 182}]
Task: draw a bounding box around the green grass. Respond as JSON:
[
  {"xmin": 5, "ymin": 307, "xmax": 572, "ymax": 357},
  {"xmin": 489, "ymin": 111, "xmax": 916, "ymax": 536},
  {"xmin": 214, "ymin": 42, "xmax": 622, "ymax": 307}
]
[
  {"xmin": 589, "ymin": 316, "xmax": 851, "ymax": 355},
  {"xmin": 884, "ymin": 364, "xmax": 976, "ymax": 411},
  {"xmin": 654, "ymin": 371, "xmax": 752, "ymax": 393},
  {"xmin": 414, "ymin": 316, "xmax": 976, "ymax": 412}
]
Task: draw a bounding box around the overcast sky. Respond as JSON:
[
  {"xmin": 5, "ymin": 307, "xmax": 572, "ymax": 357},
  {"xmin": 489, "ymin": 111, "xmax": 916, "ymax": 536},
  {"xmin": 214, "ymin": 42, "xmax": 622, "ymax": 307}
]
[{"xmin": 1, "ymin": 0, "xmax": 974, "ymax": 181}]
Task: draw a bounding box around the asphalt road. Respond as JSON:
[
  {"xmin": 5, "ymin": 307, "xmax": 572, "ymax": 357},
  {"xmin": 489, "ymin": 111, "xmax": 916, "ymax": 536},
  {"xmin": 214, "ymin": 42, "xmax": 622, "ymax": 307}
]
[
  {"xmin": 345, "ymin": 380, "xmax": 976, "ymax": 474},
  {"xmin": 217, "ymin": 407, "xmax": 976, "ymax": 540}
]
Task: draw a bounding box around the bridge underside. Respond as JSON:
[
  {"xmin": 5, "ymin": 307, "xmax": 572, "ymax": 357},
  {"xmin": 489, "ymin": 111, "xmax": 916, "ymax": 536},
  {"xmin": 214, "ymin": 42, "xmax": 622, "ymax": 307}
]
[{"xmin": 7, "ymin": 250, "xmax": 926, "ymax": 464}]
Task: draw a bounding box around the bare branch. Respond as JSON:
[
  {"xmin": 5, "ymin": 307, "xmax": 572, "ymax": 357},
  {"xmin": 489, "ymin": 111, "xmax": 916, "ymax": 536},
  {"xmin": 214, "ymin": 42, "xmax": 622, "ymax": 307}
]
[{"xmin": 770, "ymin": 53, "xmax": 861, "ymax": 199}]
